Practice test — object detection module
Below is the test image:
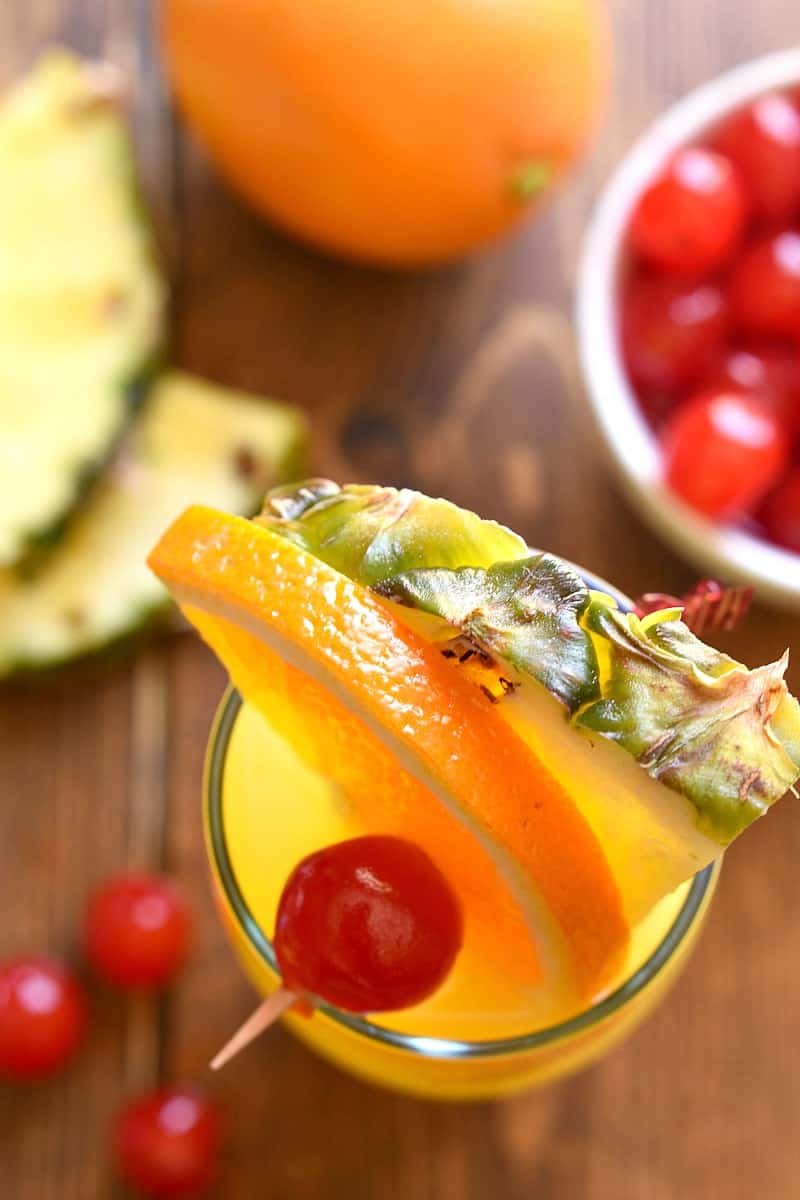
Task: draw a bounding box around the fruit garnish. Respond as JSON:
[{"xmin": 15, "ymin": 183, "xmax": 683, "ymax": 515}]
[
  {"xmin": 149, "ymin": 503, "xmax": 630, "ymax": 1018},
  {"xmin": 149, "ymin": 484, "xmax": 800, "ymax": 1012},
  {"xmin": 258, "ymin": 482, "xmax": 800, "ymax": 849},
  {"xmin": 634, "ymin": 579, "xmax": 753, "ymax": 637},
  {"xmin": 660, "ymin": 387, "xmax": 789, "ymax": 519},
  {"xmin": 113, "ymin": 1085, "xmax": 222, "ymax": 1199},
  {"xmin": 275, "ymin": 835, "xmax": 463, "ymax": 1012},
  {"xmin": 210, "ymin": 835, "xmax": 464, "ymax": 1069},
  {"xmin": 0, "ymin": 956, "xmax": 87, "ymax": 1080},
  {"xmin": 629, "ymin": 147, "xmax": 747, "ymax": 275},
  {"xmin": 714, "ymin": 92, "xmax": 800, "ymax": 223},
  {"xmin": 86, "ymin": 872, "xmax": 190, "ymax": 989},
  {"xmin": 279, "ymin": 480, "xmax": 798, "ymax": 839},
  {"xmin": 577, "ymin": 605, "xmax": 800, "ymax": 841}
]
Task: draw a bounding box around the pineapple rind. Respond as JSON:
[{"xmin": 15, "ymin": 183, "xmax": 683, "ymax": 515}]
[
  {"xmin": 259, "ymin": 480, "xmax": 528, "ymax": 582},
  {"xmin": 374, "ymin": 556, "xmax": 601, "ymax": 712},
  {"xmin": 578, "ymin": 606, "xmax": 800, "ymax": 842}
]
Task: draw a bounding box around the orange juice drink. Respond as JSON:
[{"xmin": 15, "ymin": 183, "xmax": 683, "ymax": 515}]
[
  {"xmin": 206, "ymin": 690, "xmax": 718, "ymax": 1100},
  {"xmin": 148, "ymin": 482, "xmax": 798, "ymax": 1100}
]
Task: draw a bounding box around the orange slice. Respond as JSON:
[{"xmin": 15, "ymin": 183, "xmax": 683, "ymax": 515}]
[{"xmin": 149, "ymin": 506, "xmax": 630, "ymax": 1012}]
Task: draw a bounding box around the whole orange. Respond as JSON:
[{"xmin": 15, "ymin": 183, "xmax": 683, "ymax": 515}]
[{"xmin": 161, "ymin": 0, "xmax": 611, "ymax": 266}]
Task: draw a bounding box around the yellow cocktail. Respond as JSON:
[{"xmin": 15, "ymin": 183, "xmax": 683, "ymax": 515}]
[
  {"xmin": 146, "ymin": 483, "xmax": 797, "ymax": 1102},
  {"xmin": 205, "ymin": 689, "xmax": 718, "ymax": 1101}
]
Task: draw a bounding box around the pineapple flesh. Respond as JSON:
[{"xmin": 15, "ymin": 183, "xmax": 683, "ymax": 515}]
[
  {"xmin": 0, "ymin": 373, "xmax": 306, "ymax": 675},
  {"xmin": 0, "ymin": 51, "xmax": 164, "ymax": 567}
]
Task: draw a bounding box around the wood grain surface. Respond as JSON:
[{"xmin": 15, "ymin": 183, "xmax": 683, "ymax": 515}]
[{"xmin": 2, "ymin": 3, "xmax": 800, "ymax": 1197}]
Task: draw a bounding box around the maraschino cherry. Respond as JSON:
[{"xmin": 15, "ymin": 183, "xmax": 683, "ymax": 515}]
[
  {"xmin": 0, "ymin": 956, "xmax": 88, "ymax": 1080},
  {"xmin": 113, "ymin": 1085, "xmax": 222, "ymax": 1198},
  {"xmin": 211, "ymin": 835, "xmax": 463, "ymax": 1069},
  {"xmin": 86, "ymin": 872, "xmax": 191, "ymax": 989}
]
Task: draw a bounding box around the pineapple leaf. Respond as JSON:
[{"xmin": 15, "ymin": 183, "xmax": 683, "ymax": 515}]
[
  {"xmin": 375, "ymin": 555, "xmax": 601, "ymax": 712},
  {"xmin": 258, "ymin": 480, "xmax": 528, "ymax": 585},
  {"xmin": 578, "ymin": 606, "xmax": 800, "ymax": 842}
]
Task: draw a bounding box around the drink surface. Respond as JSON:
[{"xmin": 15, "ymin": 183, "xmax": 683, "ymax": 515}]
[{"xmin": 221, "ymin": 701, "xmax": 690, "ymax": 1043}]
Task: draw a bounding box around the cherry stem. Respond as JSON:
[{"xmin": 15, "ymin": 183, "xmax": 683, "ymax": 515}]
[{"xmin": 210, "ymin": 987, "xmax": 296, "ymax": 1071}]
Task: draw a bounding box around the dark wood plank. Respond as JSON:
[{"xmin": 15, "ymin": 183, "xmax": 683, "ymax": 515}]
[{"xmin": 0, "ymin": 669, "xmax": 132, "ymax": 1200}]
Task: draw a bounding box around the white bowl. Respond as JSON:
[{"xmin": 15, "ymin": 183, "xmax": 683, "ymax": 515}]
[{"xmin": 576, "ymin": 48, "xmax": 800, "ymax": 612}]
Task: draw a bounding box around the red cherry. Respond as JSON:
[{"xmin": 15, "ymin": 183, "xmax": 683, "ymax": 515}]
[
  {"xmin": 661, "ymin": 388, "xmax": 789, "ymax": 519},
  {"xmin": 702, "ymin": 344, "xmax": 800, "ymax": 439},
  {"xmin": 634, "ymin": 386, "xmax": 681, "ymax": 430},
  {"xmin": 86, "ymin": 873, "xmax": 190, "ymax": 988},
  {"xmin": 714, "ymin": 92, "xmax": 800, "ymax": 222},
  {"xmin": 621, "ymin": 275, "xmax": 728, "ymax": 394},
  {"xmin": 729, "ymin": 230, "xmax": 800, "ymax": 341},
  {"xmin": 114, "ymin": 1086, "xmax": 222, "ymax": 1199},
  {"xmin": 760, "ymin": 468, "xmax": 800, "ymax": 552},
  {"xmin": 0, "ymin": 957, "xmax": 87, "ymax": 1081},
  {"xmin": 274, "ymin": 835, "xmax": 463, "ymax": 1013},
  {"xmin": 629, "ymin": 147, "xmax": 747, "ymax": 274}
]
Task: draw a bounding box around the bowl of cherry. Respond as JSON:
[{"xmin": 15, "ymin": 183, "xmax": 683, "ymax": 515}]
[{"xmin": 577, "ymin": 48, "xmax": 800, "ymax": 610}]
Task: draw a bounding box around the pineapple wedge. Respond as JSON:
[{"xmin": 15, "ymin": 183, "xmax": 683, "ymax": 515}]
[
  {"xmin": 0, "ymin": 373, "xmax": 305, "ymax": 675},
  {"xmin": 258, "ymin": 480, "xmax": 800, "ymax": 924},
  {"xmin": 0, "ymin": 51, "xmax": 164, "ymax": 566}
]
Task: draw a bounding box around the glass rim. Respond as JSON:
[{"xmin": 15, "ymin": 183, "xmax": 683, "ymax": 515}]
[{"xmin": 205, "ymin": 686, "xmax": 716, "ymax": 1061}]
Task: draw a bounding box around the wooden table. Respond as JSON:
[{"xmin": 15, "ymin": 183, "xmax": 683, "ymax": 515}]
[{"xmin": 3, "ymin": 3, "xmax": 800, "ymax": 1196}]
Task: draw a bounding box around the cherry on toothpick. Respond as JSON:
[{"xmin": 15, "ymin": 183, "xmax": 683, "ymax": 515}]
[
  {"xmin": 210, "ymin": 835, "xmax": 463, "ymax": 1071},
  {"xmin": 210, "ymin": 988, "xmax": 296, "ymax": 1072}
]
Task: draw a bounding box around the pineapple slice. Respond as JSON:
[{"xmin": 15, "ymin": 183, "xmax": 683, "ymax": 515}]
[
  {"xmin": 257, "ymin": 480, "xmax": 800, "ymax": 923},
  {"xmin": 0, "ymin": 373, "xmax": 306, "ymax": 674},
  {"xmin": 0, "ymin": 51, "xmax": 164, "ymax": 566}
]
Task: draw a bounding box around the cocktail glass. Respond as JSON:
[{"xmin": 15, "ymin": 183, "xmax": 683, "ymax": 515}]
[{"xmin": 204, "ymin": 686, "xmax": 718, "ymax": 1101}]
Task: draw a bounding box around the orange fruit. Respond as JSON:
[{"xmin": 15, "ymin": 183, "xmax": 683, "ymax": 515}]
[
  {"xmin": 160, "ymin": 0, "xmax": 611, "ymax": 266},
  {"xmin": 149, "ymin": 506, "xmax": 629, "ymax": 1013}
]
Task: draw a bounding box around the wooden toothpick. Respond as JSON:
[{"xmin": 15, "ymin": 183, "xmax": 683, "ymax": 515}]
[{"xmin": 210, "ymin": 987, "xmax": 296, "ymax": 1071}]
